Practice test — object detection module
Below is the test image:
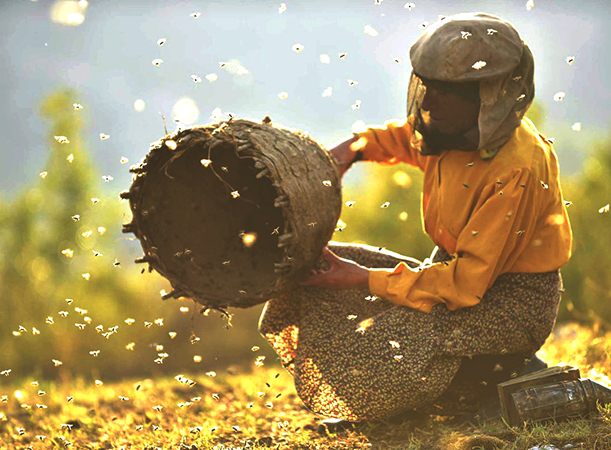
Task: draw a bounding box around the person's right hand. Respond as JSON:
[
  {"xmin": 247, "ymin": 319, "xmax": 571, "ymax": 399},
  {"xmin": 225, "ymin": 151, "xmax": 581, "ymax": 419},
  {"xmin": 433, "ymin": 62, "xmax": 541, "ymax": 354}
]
[
  {"xmin": 328, "ymin": 134, "xmax": 361, "ymax": 178},
  {"xmin": 299, "ymin": 247, "xmax": 370, "ymax": 291}
]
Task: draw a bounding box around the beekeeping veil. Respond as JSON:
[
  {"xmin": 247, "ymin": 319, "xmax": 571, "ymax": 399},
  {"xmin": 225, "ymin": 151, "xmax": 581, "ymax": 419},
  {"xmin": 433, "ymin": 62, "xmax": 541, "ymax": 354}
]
[{"xmin": 407, "ymin": 12, "xmax": 535, "ymax": 159}]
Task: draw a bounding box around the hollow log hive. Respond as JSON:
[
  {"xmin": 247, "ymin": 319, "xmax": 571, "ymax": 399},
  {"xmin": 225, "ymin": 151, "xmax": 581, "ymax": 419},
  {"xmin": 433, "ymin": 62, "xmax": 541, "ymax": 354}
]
[{"xmin": 121, "ymin": 118, "xmax": 342, "ymax": 309}]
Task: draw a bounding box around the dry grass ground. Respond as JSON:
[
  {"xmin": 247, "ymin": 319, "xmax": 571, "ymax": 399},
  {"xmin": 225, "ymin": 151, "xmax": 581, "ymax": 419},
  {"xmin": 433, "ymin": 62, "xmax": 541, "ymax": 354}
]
[{"xmin": 1, "ymin": 323, "xmax": 611, "ymax": 450}]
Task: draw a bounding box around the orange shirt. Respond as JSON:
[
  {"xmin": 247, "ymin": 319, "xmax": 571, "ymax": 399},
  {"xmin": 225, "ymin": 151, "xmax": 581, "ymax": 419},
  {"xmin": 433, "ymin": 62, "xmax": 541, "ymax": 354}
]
[{"xmin": 357, "ymin": 117, "xmax": 572, "ymax": 312}]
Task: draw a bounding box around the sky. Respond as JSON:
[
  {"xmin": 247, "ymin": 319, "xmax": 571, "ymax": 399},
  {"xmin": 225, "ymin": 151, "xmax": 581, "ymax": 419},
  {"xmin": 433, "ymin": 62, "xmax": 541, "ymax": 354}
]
[{"xmin": 2, "ymin": 0, "xmax": 611, "ymax": 198}]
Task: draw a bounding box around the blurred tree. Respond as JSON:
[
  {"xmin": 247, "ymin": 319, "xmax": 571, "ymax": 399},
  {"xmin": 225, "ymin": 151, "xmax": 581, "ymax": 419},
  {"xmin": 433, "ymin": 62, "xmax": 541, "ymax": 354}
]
[
  {"xmin": 525, "ymin": 102, "xmax": 545, "ymax": 132},
  {"xmin": 0, "ymin": 90, "xmax": 127, "ymax": 377},
  {"xmin": 559, "ymin": 139, "xmax": 611, "ymax": 326},
  {"xmin": 335, "ymin": 163, "xmax": 431, "ymax": 261}
]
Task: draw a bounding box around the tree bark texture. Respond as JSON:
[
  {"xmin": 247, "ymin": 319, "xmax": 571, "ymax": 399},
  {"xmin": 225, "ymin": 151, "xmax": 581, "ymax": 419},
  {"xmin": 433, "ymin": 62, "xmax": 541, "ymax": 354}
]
[{"xmin": 122, "ymin": 119, "xmax": 342, "ymax": 309}]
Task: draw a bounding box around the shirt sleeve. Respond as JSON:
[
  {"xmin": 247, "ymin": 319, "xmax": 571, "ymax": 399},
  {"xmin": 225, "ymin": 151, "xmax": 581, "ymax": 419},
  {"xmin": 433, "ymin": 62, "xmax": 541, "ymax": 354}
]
[
  {"xmin": 369, "ymin": 168, "xmax": 538, "ymax": 312},
  {"xmin": 356, "ymin": 119, "xmax": 425, "ymax": 170}
]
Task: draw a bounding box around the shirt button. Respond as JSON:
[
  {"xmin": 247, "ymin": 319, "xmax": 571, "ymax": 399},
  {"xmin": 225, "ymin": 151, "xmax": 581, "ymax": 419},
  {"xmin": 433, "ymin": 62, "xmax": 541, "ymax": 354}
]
[{"xmin": 438, "ymin": 228, "xmax": 443, "ymax": 235}]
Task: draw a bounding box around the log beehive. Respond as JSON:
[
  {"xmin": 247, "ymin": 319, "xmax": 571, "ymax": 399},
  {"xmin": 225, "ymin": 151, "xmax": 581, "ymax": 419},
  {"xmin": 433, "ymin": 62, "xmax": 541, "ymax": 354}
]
[{"xmin": 122, "ymin": 118, "xmax": 342, "ymax": 309}]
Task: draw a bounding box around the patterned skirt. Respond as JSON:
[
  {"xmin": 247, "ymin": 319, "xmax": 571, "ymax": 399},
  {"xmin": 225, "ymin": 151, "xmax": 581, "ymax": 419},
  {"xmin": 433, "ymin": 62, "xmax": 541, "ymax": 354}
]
[{"xmin": 258, "ymin": 242, "xmax": 562, "ymax": 422}]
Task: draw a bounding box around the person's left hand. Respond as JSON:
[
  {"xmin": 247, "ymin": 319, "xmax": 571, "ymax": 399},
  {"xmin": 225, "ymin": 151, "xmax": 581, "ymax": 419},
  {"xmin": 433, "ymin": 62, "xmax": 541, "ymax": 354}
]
[{"xmin": 299, "ymin": 247, "xmax": 370, "ymax": 290}]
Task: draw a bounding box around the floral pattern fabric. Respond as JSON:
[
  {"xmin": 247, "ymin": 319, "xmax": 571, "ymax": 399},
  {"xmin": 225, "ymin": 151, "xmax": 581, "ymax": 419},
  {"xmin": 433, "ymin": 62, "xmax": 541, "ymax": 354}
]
[{"xmin": 259, "ymin": 243, "xmax": 562, "ymax": 421}]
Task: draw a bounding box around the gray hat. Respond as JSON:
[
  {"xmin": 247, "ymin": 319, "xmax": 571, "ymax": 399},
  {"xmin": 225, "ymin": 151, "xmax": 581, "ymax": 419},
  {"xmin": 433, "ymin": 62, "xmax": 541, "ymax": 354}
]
[{"xmin": 410, "ymin": 12, "xmax": 523, "ymax": 82}]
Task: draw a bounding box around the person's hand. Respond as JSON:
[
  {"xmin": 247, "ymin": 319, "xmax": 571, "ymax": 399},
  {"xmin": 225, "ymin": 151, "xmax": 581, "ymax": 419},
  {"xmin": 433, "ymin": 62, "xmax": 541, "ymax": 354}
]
[
  {"xmin": 328, "ymin": 134, "xmax": 361, "ymax": 178},
  {"xmin": 300, "ymin": 247, "xmax": 370, "ymax": 290}
]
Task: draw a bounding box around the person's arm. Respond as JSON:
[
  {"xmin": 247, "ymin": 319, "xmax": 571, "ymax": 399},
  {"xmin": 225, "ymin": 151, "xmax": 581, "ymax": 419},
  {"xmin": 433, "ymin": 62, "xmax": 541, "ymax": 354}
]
[
  {"xmin": 328, "ymin": 119, "xmax": 424, "ymax": 177},
  {"xmin": 369, "ymin": 168, "xmax": 539, "ymax": 311},
  {"xmin": 356, "ymin": 119, "xmax": 424, "ymax": 168},
  {"xmin": 328, "ymin": 134, "xmax": 362, "ymax": 178}
]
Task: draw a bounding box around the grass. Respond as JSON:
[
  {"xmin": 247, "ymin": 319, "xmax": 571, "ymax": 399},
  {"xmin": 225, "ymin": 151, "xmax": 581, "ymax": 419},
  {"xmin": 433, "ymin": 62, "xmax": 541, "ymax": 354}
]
[{"xmin": 2, "ymin": 323, "xmax": 611, "ymax": 449}]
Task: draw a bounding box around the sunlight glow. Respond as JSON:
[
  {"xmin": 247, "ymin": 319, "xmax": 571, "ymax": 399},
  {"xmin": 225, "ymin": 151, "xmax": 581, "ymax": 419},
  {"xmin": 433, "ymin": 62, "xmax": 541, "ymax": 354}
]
[
  {"xmin": 351, "ymin": 120, "xmax": 367, "ymax": 134},
  {"xmin": 50, "ymin": 1, "xmax": 86, "ymax": 26},
  {"xmin": 133, "ymin": 99, "xmax": 146, "ymax": 112},
  {"xmin": 545, "ymin": 214, "xmax": 565, "ymax": 226},
  {"xmin": 242, "ymin": 232, "xmax": 257, "ymax": 247},
  {"xmin": 393, "ymin": 171, "xmax": 412, "ymax": 188},
  {"xmin": 350, "ymin": 137, "xmax": 368, "ymax": 152},
  {"xmin": 171, "ymin": 98, "xmax": 199, "ymax": 125}
]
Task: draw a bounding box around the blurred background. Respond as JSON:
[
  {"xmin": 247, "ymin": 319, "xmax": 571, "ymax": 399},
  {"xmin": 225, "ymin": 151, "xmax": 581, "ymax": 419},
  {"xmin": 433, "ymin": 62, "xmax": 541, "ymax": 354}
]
[{"xmin": 0, "ymin": 0, "xmax": 610, "ymax": 382}]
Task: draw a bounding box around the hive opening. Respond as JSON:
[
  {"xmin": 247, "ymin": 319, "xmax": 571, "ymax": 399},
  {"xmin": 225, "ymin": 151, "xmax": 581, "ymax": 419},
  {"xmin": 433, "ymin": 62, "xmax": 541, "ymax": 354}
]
[
  {"xmin": 137, "ymin": 136, "xmax": 285, "ymax": 304},
  {"xmin": 126, "ymin": 119, "xmax": 342, "ymax": 309}
]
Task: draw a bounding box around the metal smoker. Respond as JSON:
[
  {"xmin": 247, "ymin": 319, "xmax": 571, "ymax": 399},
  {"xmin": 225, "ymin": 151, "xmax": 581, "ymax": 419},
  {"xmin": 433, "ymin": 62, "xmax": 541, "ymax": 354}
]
[{"xmin": 498, "ymin": 365, "xmax": 611, "ymax": 426}]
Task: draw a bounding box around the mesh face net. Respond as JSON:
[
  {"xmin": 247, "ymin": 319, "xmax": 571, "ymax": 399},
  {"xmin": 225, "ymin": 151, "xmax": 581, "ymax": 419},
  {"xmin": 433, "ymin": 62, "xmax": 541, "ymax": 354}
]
[
  {"xmin": 406, "ymin": 72, "xmax": 429, "ymax": 155},
  {"xmin": 406, "ymin": 72, "xmax": 426, "ymax": 129},
  {"xmin": 406, "ymin": 72, "xmax": 481, "ymax": 157}
]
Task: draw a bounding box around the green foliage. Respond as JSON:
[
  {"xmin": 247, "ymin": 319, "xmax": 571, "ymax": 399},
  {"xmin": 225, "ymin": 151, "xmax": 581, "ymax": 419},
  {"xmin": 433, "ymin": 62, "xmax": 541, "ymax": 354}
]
[
  {"xmin": 335, "ymin": 163, "xmax": 432, "ymax": 261},
  {"xmin": 1, "ymin": 90, "xmax": 97, "ymax": 376},
  {"xmin": 558, "ymin": 140, "xmax": 611, "ymax": 326}
]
